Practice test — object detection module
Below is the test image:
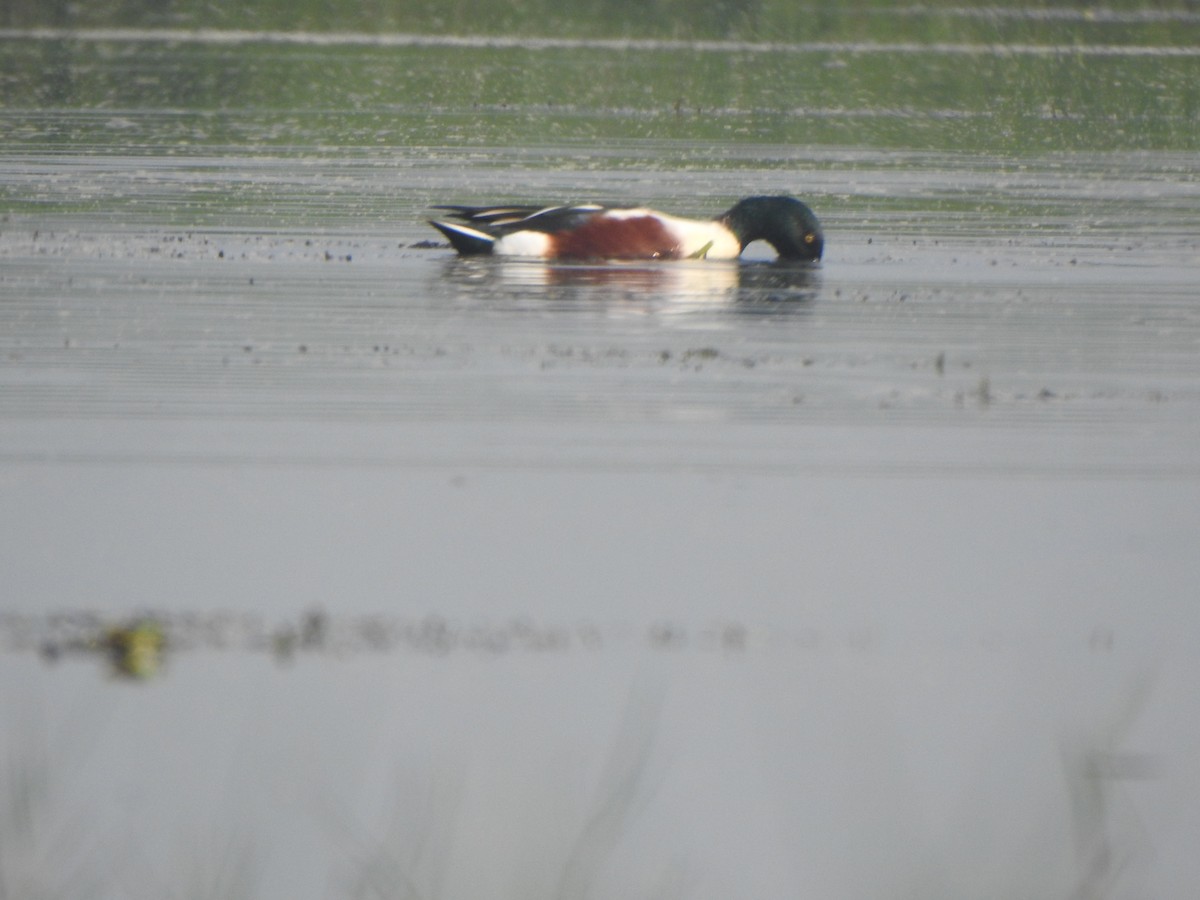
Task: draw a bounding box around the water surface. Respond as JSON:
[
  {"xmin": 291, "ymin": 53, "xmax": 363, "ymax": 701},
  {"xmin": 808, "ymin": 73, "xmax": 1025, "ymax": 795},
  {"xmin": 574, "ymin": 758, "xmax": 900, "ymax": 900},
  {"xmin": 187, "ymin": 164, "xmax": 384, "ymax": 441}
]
[{"xmin": 2, "ymin": 28, "xmax": 1199, "ymax": 900}]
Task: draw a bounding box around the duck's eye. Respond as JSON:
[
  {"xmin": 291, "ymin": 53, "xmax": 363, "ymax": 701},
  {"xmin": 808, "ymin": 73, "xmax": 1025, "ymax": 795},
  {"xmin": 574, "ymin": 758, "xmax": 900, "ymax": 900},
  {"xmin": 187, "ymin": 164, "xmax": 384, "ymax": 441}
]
[{"xmin": 803, "ymin": 232, "xmax": 816, "ymax": 244}]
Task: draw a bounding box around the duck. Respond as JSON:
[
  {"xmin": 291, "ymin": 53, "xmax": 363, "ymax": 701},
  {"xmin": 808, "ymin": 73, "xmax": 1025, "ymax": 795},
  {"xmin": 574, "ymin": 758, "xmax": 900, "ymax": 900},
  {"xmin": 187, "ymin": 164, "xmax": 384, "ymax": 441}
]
[{"xmin": 428, "ymin": 195, "xmax": 823, "ymax": 262}]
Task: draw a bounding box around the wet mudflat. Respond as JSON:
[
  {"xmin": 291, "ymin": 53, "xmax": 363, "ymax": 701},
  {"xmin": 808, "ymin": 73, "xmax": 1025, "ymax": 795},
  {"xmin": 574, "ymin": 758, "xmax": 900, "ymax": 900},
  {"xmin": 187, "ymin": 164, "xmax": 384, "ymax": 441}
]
[{"xmin": 2, "ymin": 27, "xmax": 1200, "ymax": 899}]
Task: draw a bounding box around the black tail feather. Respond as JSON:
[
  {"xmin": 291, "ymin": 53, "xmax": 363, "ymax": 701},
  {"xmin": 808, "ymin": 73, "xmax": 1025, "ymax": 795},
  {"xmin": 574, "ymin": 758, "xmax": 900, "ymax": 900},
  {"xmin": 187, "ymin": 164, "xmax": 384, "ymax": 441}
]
[{"xmin": 429, "ymin": 220, "xmax": 496, "ymax": 255}]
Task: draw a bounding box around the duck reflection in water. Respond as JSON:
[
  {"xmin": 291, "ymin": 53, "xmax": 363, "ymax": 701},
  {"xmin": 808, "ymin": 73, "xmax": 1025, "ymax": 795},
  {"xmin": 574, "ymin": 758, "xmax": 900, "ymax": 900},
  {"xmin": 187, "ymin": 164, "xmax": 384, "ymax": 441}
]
[{"xmin": 438, "ymin": 256, "xmax": 821, "ymax": 309}]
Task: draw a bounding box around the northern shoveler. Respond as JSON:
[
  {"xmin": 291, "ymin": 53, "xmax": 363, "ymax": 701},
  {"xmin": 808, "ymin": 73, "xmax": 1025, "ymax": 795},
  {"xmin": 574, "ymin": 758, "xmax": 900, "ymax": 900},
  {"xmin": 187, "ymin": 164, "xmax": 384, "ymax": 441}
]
[{"xmin": 428, "ymin": 195, "xmax": 823, "ymax": 262}]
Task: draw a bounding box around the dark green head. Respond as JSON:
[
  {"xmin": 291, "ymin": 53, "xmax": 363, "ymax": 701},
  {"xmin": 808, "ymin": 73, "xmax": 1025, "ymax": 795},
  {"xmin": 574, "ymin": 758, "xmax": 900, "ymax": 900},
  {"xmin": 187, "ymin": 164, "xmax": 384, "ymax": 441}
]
[{"xmin": 720, "ymin": 195, "xmax": 824, "ymax": 261}]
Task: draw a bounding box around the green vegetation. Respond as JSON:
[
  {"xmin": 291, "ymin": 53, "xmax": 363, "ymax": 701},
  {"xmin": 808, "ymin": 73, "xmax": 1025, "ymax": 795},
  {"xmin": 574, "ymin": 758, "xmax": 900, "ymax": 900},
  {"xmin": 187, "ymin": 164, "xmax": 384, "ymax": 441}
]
[
  {"xmin": 1, "ymin": 36, "xmax": 1196, "ymax": 155},
  {"xmin": 0, "ymin": 2, "xmax": 1196, "ymax": 177},
  {"xmin": 3, "ymin": 0, "xmax": 1199, "ymax": 45}
]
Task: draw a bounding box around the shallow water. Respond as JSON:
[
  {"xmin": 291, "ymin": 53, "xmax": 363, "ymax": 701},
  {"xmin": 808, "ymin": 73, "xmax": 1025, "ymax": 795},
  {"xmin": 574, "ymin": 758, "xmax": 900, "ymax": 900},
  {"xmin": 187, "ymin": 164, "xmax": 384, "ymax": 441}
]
[{"xmin": 2, "ymin": 29, "xmax": 1200, "ymax": 900}]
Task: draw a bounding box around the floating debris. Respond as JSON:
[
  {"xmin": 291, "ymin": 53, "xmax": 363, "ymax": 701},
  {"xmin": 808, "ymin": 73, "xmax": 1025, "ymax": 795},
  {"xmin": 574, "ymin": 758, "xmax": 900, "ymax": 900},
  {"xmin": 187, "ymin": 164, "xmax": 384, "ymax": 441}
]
[
  {"xmin": 977, "ymin": 375, "xmax": 993, "ymax": 406},
  {"xmin": 105, "ymin": 619, "xmax": 166, "ymax": 679},
  {"xmin": 299, "ymin": 607, "xmax": 328, "ymax": 650},
  {"xmin": 0, "ymin": 610, "xmax": 1126, "ymax": 681}
]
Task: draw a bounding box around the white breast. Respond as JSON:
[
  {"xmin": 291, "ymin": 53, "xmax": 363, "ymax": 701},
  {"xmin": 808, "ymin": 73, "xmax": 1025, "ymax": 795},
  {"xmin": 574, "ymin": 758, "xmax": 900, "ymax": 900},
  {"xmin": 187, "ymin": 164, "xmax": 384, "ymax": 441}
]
[
  {"xmin": 494, "ymin": 230, "xmax": 553, "ymax": 257},
  {"xmin": 659, "ymin": 215, "xmax": 742, "ymax": 259},
  {"xmin": 603, "ymin": 209, "xmax": 738, "ymax": 259}
]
